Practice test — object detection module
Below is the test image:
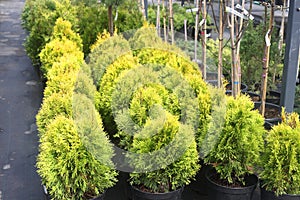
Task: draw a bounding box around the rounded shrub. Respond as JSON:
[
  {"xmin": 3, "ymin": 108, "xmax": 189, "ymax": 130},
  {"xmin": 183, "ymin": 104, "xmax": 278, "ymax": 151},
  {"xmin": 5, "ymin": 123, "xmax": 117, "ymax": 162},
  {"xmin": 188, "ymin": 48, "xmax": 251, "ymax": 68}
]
[
  {"xmin": 88, "ymin": 32, "xmax": 132, "ymax": 86},
  {"xmin": 36, "ymin": 92, "xmax": 72, "ymax": 136},
  {"xmin": 22, "ymin": 0, "xmax": 79, "ymax": 66},
  {"xmin": 39, "ymin": 18, "xmax": 83, "ymax": 78},
  {"xmin": 259, "ymin": 111, "xmax": 300, "ymax": 196},
  {"xmin": 106, "ymin": 62, "xmax": 201, "ymax": 192},
  {"xmin": 203, "ymin": 95, "xmax": 265, "ymax": 185},
  {"xmin": 43, "ymin": 55, "xmax": 82, "ymax": 97},
  {"xmin": 37, "ymin": 114, "xmax": 117, "ymax": 200}
]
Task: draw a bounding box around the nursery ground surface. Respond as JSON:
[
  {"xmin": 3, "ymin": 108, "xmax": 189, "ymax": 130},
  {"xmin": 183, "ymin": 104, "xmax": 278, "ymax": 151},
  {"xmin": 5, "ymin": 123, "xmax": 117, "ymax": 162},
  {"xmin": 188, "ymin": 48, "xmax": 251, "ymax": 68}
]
[
  {"xmin": 0, "ymin": 0, "xmax": 45, "ymax": 199},
  {"xmin": 0, "ymin": 0, "xmax": 261, "ymax": 199}
]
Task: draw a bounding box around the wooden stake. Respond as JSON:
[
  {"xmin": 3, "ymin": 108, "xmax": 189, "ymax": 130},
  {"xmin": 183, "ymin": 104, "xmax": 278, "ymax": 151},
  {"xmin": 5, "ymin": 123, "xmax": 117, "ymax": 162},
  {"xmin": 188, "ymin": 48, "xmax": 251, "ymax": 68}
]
[
  {"xmin": 260, "ymin": 0, "xmax": 275, "ymax": 116},
  {"xmin": 156, "ymin": 0, "xmax": 161, "ymax": 37},
  {"xmin": 169, "ymin": 0, "xmax": 174, "ymax": 44},
  {"xmin": 202, "ymin": 0, "xmax": 207, "ymax": 80}
]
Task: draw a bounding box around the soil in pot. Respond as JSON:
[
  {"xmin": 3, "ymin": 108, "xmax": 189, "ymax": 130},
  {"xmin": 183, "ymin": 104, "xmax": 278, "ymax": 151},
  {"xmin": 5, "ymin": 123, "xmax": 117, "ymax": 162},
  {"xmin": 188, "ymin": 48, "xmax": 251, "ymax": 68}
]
[
  {"xmin": 261, "ymin": 187, "xmax": 300, "ymax": 200},
  {"xmin": 205, "ymin": 169, "xmax": 258, "ymax": 200},
  {"xmin": 254, "ymin": 102, "xmax": 282, "ymax": 126},
  {"xmin": 130, "ymin": 185, "xmax": 184, "ymax": 200},
  {"xmin": 242, "ymin": 91, "xmax": 261, "ymax": 102}
]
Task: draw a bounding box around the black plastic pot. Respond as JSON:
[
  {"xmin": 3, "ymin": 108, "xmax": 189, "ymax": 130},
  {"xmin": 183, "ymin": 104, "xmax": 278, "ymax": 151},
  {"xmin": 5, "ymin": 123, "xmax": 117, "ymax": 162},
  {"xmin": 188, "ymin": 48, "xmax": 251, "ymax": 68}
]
[
  {"xmin": 254, "ymin": 102, "xmax": 282, "ymax": 126},
  {"xmin": 189, "ymin": 160, "xmax": 210, "ymax": 196},
  {"xmin": 261, "ymin": 187, "xmax": 300, "ymax": 200},
  {"xmin": 266, "ymin": 90, "xmax": 281, "ymax": 105},
  {"xmin": 242, "ymin": 91, "xmax": 261, "ymax": 102},
  {"xmin": 130, "ymin": 185, "xmax": 184, "ymax": 200},
  {"xmin": 206, "ymin": 80, "xmax": 218, "ymax": 87},
  {"xmin": 43, "ymin": 185, "xmax": 105, "ymax": 200},
  {"xmin": 226, "ymin": 82, "xmax": 248, "ymax": 94},
  {"xmin": 205, "ymin": 169, "xmax": 258, "ymax": 200}
]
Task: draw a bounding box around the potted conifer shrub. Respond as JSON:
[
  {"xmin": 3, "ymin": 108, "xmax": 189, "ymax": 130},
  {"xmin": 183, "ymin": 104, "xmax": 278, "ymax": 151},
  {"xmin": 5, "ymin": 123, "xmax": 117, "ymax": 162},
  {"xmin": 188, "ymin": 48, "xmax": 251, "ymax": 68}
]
[
  {"xmin": 203, "ymin": 95, "xmax": 265, "ymax": 200},
  {"xmin": 112, "ymin": 65, "xmax": 201, "ymax": 200},
  {"xmin": 259, "ymin": 111, "xmax": 300, "ymax": 200},
  {"xmin": 88, "ymin": 26, "xmax": 211, "ymax": 200}
]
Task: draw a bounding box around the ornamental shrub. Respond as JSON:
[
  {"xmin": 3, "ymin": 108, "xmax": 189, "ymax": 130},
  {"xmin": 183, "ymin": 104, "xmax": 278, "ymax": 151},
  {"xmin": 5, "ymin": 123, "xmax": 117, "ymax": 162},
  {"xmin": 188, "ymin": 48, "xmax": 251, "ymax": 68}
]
[
  {"xmin": 43, "ymin": 55, "xmax": 82, "ymax": 97},
  {"xmin": 95, "ymin": 53, "xmax": 138, "ymax": 134},
  {"xmin": 36, "ymin": 92, "xmax": 72, "ymax": 136},
  {"xmin": 37, "ymin": 114, "xmax": 117, "ymax": 200},
  {"xmin": 88, "ymin": 32, "xmax": 131, "ymax": 87},
  {"xmin": 204, "ymin": 95, "xmax": 265, "ymax": 185},
  {"xmin": 128, "ymin": 113, "xmax": 200, "ymax": 192},
  {"xmin": 39, "ymin": 18, "xmax": 83, "ymax": 78},
  {"xmin": 22, "ymin": 0, "xmax": 78, "ymax": 66},
  {"xmin": 259, "ymin": 111, "xmax": 300, "ymax": 196},
  {"xmin": 110, "ymin": 65, "xmax": 200, "ymax": 192}
]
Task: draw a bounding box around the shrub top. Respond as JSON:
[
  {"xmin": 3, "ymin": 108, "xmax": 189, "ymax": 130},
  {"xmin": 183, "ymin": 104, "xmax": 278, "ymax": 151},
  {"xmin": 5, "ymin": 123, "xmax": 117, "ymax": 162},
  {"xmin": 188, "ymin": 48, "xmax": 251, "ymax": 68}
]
[{"xmin": 260, "ymin": 112, "xmax": 300, "ymax": 196}]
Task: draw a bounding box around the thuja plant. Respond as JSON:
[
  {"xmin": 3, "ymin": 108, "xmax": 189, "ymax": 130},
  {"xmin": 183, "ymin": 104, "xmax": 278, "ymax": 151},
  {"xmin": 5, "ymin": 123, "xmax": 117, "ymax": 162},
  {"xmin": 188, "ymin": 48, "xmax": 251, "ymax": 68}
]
[
  {"xmin": 95, "ymin": 53, "xmax": 138, "ymax": 135},
  {"xmin": 36, "ymin": 92, "xmax": 72, "ymax": 136},
  {"xmin": 22, "ymin": 0, "xmax": 78, "ymax": 66},
  {"xmin": 39, "ymin": 18, "xmax": 83, "ymax": 78},
  {"xmin": 42, "ymin": 55, "xmax": 83, "ymax": 97},
  {"xmin": 112, "ymin": 65, "xmax": 200, "ymax": 192},
  {"xmin": 90, "ymin": 26, "xmax": 211, "ymax": 147},
  {"xmin": 204, "ymin": 95, "xmax": 265, "ymax": 185},
  {"xmin": 37, "ymin": 115, "xmax": 117, "ymax": 200},
  {"xmin": 88, "ymin": 31, "xmax": 131, "ymax": 87},
  {"xmin": 259, "ymin": 111, "xmax": 300, "ymax": 196}
]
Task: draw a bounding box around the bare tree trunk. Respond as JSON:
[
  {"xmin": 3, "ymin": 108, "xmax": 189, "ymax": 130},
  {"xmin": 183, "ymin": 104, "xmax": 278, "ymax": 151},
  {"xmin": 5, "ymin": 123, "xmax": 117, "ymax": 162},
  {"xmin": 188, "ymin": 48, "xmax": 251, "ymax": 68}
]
[
  {"xmin": 278, "ymin": 0, "xmax": 286, "ymax": 51},
  {"xmin": 202, "ymin": 0, "xmax": 207, "ymax": 80},
  {"xmin": 184, "ymin": 19, "xmax": 188, "ymax": 41},
  {"xmin": 260, "ymin": 0, "xmax": 275, "ymax": 116},
  {"xmin": 236, "ymin": 0, "xmax": 245, "ymax": 91},
  {"xmin": 218, "ymin": 0, "xmax": 225, "ymax": 88},
  {"xmin": 230, "ymin": 0, "xmax": 239, "ymax": 97},
  {"xmin": 169, "ymin": 0, "xmax": 174, "ymax": 44},
  {"xmin": 108, "ymin": 5, "xmax": 114, "ymax": 36},
  {"xmin": 194, "ymin": 0, "xmax": 200, "ymax": 62},
  {"xmin": 141, "ymin": 0, "xmax": 146, "ymax": 20},
  {"xmin": 156, "ymin": 0, "xmax": 161, "ymax": 37},
  {"xmin": 163, "ymin": 0, "xmax": 167, "ymax": 42}
]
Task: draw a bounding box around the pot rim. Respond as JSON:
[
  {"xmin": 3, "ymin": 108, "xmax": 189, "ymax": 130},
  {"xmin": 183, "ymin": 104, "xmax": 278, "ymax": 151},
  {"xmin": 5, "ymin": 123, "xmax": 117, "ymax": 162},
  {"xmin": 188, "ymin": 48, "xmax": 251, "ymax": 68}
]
[{"xmin": 205, "ymin": 168, "xmax": 258, "ymax": 191}]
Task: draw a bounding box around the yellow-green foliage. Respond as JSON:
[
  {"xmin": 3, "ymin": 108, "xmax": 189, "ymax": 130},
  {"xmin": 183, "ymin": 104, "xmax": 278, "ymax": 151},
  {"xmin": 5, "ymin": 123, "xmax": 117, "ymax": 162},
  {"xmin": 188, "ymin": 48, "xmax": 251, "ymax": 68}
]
[
  {"xmin": 74, "ymin": 70, "xmax": 97, "ymax": 101},
  {"xmin": 36, "ymin": 93, "xmax": 72, "ymax": 136},
  {"xmin": 39, "ymin": 18, "xmax": 83, "ymax": 78},
  {"xmin": 204, "ymin": 95, "xmax": 265, "ymax": 185},
  {"xmin": 43, "ymin": 55, "xmax": 82, "ymax": 97},
  {"xmin": 51, "ymin": 18, "xmax": 82, "ymax": 49},
  {"xmin": 88, "ymin": 26, "xmax": 212, "ymax": 193},
  {"xmin": 129, "ymin": 23, "xmax": 164, "ymax": 50},
  {"xmin": 22, "ymin": 0, "xmax": 79, "ymax": 66},
  {"xmin": 37, "ymin": 115, "xmax": 117, "ymax": 200},
  {"xmin": 129, "ymin": 113, "xmax": 200, "ymax": 192},
  {"xmin": 260, "ymin": 112, "xmax": 300, "ymax": 196},
  {"xmin": 88, "ymin": 32, "xmax": 131, "ymax": 86},
  {"xmin": 96, "ymin": 53, "xmax": 138, "ymax": 134}
]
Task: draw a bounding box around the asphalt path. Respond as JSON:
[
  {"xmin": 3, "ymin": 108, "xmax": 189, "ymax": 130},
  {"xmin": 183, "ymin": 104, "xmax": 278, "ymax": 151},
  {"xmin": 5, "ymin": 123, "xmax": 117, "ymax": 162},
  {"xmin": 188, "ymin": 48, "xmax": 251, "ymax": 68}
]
[{"xmin": 0, "ymin": 0, "xmax": 44, "ymax": 199}]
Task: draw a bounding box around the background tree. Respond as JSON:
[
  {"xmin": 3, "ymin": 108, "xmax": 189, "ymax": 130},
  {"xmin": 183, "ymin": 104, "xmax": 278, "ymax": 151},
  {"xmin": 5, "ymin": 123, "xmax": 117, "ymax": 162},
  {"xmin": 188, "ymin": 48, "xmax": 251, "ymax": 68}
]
[{"xmin": 102, "ymin": 0, "xmax": 124, "ymax": 35}]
